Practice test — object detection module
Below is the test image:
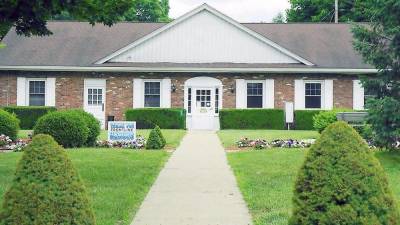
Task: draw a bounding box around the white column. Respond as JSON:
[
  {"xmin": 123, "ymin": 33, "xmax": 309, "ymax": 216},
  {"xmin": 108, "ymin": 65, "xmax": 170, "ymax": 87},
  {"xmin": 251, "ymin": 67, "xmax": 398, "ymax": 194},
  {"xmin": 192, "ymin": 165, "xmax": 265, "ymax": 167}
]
[
  {"xmin": 353, "ymin": 80, "xmax": 365, "ymax": 110},
  {"xmin": 294, "ymin": 79, "xmax": 305, "ymax": 110},
  {"xmin": 133, "ymin": 78, "xmax": 143, "ymax": 108},
  {"xmin": 324, "ymin": 79, "xmax": 333, "ymax": 110},
  {"xmin": 264, "ymin": 79, "xmax": 274, "ymax": 109},
  {"xmin": 17, "ymin": 77, "xmax": 26, "ymax": 106},
  {"xmin": 235, "ymin": 79, "xmax": 246, "ymax": 109},
  {"xmin": 161, "ymin": 78, "xmax": 171, "ymax": 108},
  {"xmin": 45, "ymin": 78, "xmax": 56, "ymax": 106}
]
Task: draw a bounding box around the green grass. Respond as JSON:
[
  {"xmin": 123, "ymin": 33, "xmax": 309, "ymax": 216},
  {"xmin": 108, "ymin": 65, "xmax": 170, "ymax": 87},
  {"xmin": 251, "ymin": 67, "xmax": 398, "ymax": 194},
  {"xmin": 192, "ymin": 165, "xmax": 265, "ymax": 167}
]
[
  {"xmin": 217, "ymin": 130, "xmax": 319, "ymax": 148},
  {"xmin": 228, "ymin": 150, "xmax": 400, "ymax": 225},
  {"xmin": 19, "ymin": 129, "xmax": 187, "ymax": 149},
  {"xmin": 0, "ymin": 149, "xmax": 169, "ymax": 225}
]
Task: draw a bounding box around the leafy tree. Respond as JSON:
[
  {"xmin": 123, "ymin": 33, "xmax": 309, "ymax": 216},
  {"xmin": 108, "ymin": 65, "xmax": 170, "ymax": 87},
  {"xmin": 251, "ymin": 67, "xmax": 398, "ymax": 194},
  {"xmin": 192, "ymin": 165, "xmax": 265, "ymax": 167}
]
[
  {"xmin": 290, "ymin": 121, "xmax": 399, "ymax": 225},
  {"xmin": 120, "ymin": 0, "xmax": 170, "ymax": 22},
  {"xmin": 272, "ymin": 12, "xmax": 286, "ymax": 23},
  {"xmin": 352, "ymin": 0, "xmax": 400, "ymax": 149},
  {"xmin": 286, "ymin": 0, "xmax": 373, "ymax": 22},
  {"xmin": 0, "ymin": 134, "xmax": 95, "ymax": 225}
]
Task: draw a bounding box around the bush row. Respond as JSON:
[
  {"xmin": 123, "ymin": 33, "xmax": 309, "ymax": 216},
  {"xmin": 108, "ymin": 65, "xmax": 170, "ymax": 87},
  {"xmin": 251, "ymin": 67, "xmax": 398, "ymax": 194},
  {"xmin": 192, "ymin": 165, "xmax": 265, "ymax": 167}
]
[
  {"xmin": 2, "ymin": 106, "xmax": 56, "ymax": 129},
  {"xmin": 125, "ymin": 108, "xmax": 186, "ymax": 129},
  {"xmin": 219, "ymin": 109, "xmax": 285, "ymax": 130}
]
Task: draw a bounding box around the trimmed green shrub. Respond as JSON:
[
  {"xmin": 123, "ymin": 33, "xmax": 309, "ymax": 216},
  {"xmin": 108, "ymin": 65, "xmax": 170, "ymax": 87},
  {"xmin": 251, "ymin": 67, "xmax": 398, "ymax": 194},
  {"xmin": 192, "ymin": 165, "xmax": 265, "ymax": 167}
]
[
  {"xmin": 154, "ymin": 125, "xmax": 166, "ymax": 148},
  {"xmin": 313, "ymin": 110, "xmax": 338, "ymax": 133},
  {"xmin": 146, "ymin": 128, "xmax": 163, "ymax": 150},
  {"xmin": 68, "ymin": 109, "xmax": 100, "ymax": 147},
  {"xmin": 219, "ymin": 109, "xmax": 284, "ymax": 130},
  {"xmin": 294, "ymin": 110, "xmax": 324, "ymax": 130},
  {"xmin": 34, "ymin": 111, "xmax": 89, "ymax": 148},
  {"xmin": 290, "ymin": 121, "xmax": 399, "ymax": 225},
  {"xmin": 2, "ymin": 106, "xmax": 56, "ymax": 129},
  {"xmin": 0, "ymin": 134, "xmax": 95, "ymax": 224},
  {"xmin": 125, "ymin": 108, "xmax": 186, "ymax": 129},
  {"xmin": 0, "ymin": 109, "xmax": 19, "ymax": 140}
]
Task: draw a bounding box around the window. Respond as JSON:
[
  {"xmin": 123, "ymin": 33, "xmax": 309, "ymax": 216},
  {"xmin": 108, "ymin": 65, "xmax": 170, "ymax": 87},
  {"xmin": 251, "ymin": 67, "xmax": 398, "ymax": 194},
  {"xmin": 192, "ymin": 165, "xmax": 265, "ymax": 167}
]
[
  {"xmin": 88, "ymin": 88, "xmax": 103, "ymax": 105},
  {"xmin": 305, "ymin": 82, "xmax": 322, "ymax": 109},
  {"xmin": 247, "ymin": 82, "xmax": 263, "ymax": 108},
  {"xmin": 188, "ymin": 88, "xmax": 192, "ymax": 113},
  {"xmin": 144, "ymin": 81, "xmax": 161, "ymax": 107},
  {"xmin": 196, "ymin": 89, "xmax": 211, "ymax": 107},
  {"xmin": 28, "ymin": 80, "xmax": 45, "ymax": 106},
  {"xmin": 215, "ymin": 88, "xmax": 219, "ymax": 113}
]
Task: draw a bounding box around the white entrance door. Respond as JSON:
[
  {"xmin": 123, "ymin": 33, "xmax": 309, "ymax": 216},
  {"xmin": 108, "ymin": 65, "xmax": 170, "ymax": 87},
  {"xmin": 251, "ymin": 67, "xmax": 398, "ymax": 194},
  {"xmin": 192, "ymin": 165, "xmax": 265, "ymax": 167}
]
[
  {"xmin": 192, "ymin": 88, "xmax": 216, "ymax": 130},
  {"xmin": 84, "ymin": 79, "xmax": 106, "ymax": 129}
]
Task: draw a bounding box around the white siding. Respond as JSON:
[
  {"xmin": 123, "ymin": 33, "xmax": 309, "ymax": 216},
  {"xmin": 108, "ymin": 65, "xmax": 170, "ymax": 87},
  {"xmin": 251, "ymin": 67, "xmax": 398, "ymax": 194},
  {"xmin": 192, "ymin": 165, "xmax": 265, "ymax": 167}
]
[
  {"xmin": 17, "ymin": 77, "xmax": 26, "ymax": 106},
  {"xmin": 133, "ymin": 78, "xmax": 143, "ymax": 108},
  {"xmin": 235, "ymin": 79, "xmax": 246, "ymax": 108},
  {"xmin": 264, "ymin": 79, "xmax": 274, "ymax": 109},
  {"xmin": 324, "ymin": 79, "xmax": 333, "ymax": 110},
  {"xmin": 161, "ymin": 78, "xmax": 171, "ymax": 108},
  {"xmin": 353, "ymin": 80, "xmax": 364, "ymax": 110},
  {"xmin": 110, "ymin": 10, "xmax": 300, "ymax": 64},
  {"xmin": 294, "ymin": 79, "xmax": 305, "ymax": 110},
  {"xmin": 45, "ymin": 78, "xmax": 56, "ymax": 106}
]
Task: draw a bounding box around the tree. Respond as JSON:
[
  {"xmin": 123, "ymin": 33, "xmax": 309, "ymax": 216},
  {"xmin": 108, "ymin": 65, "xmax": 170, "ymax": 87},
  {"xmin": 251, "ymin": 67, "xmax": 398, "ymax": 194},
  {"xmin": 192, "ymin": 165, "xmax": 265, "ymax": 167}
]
[
  {"xmin": 290, "ymin": 121, "xmax": 399, "ymax": 225},
  {"xmin": 352, "ymin": 0, "xmax": 400, "ymax": 149},
  {"xmin": 0, "ymin": 0, "xmax": 133, "ymax": 37},
  {"xmin": 286, "ymin": 0, "xmax": 373, "ymax": 22},
  {"xmin": 272, "ymin": 12, "xmax": 286, "ymax": 23},
  {"xmin": 0, "ymin": 134, "xmax": 95, "ymax": 224},
  {"xmin": 120, "ymin": 0, "xmax": 170, "ymax": 22}
]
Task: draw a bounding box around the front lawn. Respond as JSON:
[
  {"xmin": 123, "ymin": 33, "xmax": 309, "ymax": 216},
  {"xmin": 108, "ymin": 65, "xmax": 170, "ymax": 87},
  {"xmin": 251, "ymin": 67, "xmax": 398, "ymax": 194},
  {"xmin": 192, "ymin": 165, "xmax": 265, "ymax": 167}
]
[
  {"xmin": 19, "ymin": 129, "xmax": 187, "ymax": 149},
  {"xmin": 228, "ymin": 149, "xmax": 400, "ymax": 225},
  {"xmin": 0, "ymin": 149, "xmax": 169, "ymax": 225},
  {"xmin": 217, "ymin": 130, "xmax": 319, "ymax": 149}
]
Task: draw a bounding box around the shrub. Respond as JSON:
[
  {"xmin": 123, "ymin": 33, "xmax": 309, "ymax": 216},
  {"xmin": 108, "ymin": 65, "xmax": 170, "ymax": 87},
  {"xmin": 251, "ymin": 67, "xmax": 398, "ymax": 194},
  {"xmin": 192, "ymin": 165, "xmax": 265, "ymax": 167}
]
[
  {"xmin": 0, "ymin": 109, "xmax": 19, "ymax": 141},
  {"xmin": 290, "ymin": 121, "xmax": 399, "ymax": 225},
  {"xmin": 68, "ymin": 109, "xmax": 100, "ymax": 147},
  {"xmin": 0, "ymin": 134, "xmax": 95, "ymax": 224},
  {"xmin": 34, "ymin": 111, "xmax": 89, "ymax": 148},
  {"xmin": 294, "ymin": 110, "xmax": 324, "ymax": 130},
  {"xmin": 146, "ymin": 128, "xmax": 163, "ymax": 150},
  {"xmin": 154, "ymin": 125, "xmax": 166, "ymax": 148},
  {"xmin": 313, "ymin": 110, "xmax": 338, "ymax": 133},
  {"xmin": 219, "ymin": 109, "xmax": 284, "ymax": 129},
  {"xmin": 2, "ymin": 106, "xmax": 56, "ymax": 129},
  {"xmin": 125, "ymin": 108, "xmax": 186, "ymax": 129}
]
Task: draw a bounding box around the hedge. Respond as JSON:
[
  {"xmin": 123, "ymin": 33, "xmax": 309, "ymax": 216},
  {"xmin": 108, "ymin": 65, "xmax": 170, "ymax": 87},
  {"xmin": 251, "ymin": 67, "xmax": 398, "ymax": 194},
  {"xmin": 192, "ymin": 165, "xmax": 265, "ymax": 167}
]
[
  {"xmin": 125, "ymin": 108, "xmax": 186, "ymax": 129},
  {"xmin": 219, "ymin": 109, "xmax": 284, "ymax": 130},
  {"xmin": 0, "ymin": 109, "xmax": 20, "ymax": 140},
  {"xmin": 294, "ymin": 110, "xmax": 325, "ymax": 130},
  {"xmin": 3, "ymin": 106, "xmax": 56, "ymax": 129}
]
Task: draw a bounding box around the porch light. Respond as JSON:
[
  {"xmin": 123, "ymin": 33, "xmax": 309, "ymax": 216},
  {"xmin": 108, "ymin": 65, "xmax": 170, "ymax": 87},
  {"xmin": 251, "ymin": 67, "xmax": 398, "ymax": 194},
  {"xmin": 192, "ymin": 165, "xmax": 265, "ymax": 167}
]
[
  {"xmin": 171, "ymin": 83, "xmax": 176, "ymax": 92},
  {"xmin": 229, "ymin": 84, "xmax": 235, "ymax": 93}
]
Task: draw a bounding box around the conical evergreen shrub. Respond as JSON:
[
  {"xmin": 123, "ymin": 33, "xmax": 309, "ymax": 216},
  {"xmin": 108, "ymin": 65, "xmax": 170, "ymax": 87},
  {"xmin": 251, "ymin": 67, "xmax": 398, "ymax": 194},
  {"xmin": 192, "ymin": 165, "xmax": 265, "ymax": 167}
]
[
  {"xmin": 289, "ymin": 121, "xmax": 399, "ymax": 225},
  {"xmin": 0, "ymin": 134, "xmax": 95, "ymax": 225},
  {"xmin": 154, "ymin": 125, "xmax": 166, "ymax": 148},
  {"xmin": 146, "ymin": 128, "xmax": 163, "ymax": 150}
]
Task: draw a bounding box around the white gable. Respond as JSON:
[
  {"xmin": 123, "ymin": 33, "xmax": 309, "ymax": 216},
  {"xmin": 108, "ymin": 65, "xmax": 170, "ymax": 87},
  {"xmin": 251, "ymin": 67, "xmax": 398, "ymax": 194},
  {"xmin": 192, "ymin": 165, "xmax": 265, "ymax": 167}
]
[{"xmin": 107, "ymin": 6, "xmax": 306, "ymax": 64}]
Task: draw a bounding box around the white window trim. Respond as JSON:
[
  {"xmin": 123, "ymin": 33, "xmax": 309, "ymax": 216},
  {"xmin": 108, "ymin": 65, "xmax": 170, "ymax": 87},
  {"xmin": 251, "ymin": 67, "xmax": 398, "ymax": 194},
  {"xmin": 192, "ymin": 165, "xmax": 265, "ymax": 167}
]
[
  {"xmin": 245, "ymin": 80, "xmax": 266, "ymax": 108},
  {"xmin": 143, "ymin": 79, "xmax": 163, "ymax": 108},
  {"xmin": 304, "ymin": 80, "xmax": 325, "ymax": 110},
  {"xmin": 25, "ymin": 78, "xmax": 47, "ymax": 106}
]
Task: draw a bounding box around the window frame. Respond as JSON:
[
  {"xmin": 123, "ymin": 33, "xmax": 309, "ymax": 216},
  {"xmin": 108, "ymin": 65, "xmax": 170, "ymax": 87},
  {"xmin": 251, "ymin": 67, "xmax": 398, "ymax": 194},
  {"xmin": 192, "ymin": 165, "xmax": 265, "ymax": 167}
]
[
  {"xmin": 304, "ymin": 80, "xmax": 324, "ymax": 109},
  {"xmin": 26, "ymin": 78, "xmax": 47, "ymax": 106},
  {"xmin": 245, "ymin": 80, "xmax": 265, "ymax": 109},
  {"xmin": 143, "ymin": 80, "xmax": 162, "ymax": 108}
]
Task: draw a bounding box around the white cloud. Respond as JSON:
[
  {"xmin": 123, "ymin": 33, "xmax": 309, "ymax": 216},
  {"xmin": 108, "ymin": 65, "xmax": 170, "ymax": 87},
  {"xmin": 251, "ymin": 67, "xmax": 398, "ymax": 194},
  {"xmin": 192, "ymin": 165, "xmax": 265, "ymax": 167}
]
[{"xmin": 169, "ymin": 0, "xmax": 290, "ymax": 23}]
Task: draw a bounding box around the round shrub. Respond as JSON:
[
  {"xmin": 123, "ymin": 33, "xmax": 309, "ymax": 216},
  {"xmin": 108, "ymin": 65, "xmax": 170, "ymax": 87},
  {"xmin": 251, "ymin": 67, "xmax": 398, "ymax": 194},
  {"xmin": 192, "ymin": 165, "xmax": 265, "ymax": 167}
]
[
  {"xmin": 0, "ymin": 109, "xmax": 20, "ymax": 141},
  {"xmin": 313, "ymin": 110, "xmax": 338, "ymax": 133},
  {"xmin": 146, "ymin": 128, "xmax": 163, "ymax": 150},
  {"xmin": 68, "ymin": 109, "xmax": 100, "ymax": 147},
  {"xmin": 0, "ymin": 134, "xmax": 95, "ymax": 224},
  {"xmin": 34, "ymin": 111, "xmax": 89, "ymax": 148},
  {"xmin": 154, "ymin": 125, "xmax": 166, "ymax": 148},
  {"xmin": 290, "ymin": 121, "xmax": 399, "ymax": 225}
]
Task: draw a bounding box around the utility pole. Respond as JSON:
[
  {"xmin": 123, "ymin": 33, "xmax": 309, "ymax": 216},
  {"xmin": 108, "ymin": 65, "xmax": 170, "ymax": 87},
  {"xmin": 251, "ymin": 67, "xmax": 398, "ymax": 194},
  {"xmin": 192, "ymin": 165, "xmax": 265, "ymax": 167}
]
[{"xmin": 335, "ymin": 0, "xmax": 339, "ymax": 23}]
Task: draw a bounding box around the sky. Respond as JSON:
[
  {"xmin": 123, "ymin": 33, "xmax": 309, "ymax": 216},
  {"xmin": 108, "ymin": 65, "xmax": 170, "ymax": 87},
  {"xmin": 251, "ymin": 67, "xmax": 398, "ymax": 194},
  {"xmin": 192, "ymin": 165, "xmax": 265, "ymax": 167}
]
[{"xmin": 169, "ymin": 0, "xmax": 291, "ymax": 23}]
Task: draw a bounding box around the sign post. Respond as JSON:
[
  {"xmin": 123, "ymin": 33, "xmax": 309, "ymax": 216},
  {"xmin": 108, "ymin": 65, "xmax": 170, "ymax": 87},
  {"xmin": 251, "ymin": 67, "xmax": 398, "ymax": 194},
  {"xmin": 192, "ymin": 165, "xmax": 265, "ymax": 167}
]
[
  {"xmin": 108, "ymin": 121, "xmax": 136, "ymax": 142},
  {"xmin": 284, "ymin": 102, "xmax": 294, "ymax": 130}
]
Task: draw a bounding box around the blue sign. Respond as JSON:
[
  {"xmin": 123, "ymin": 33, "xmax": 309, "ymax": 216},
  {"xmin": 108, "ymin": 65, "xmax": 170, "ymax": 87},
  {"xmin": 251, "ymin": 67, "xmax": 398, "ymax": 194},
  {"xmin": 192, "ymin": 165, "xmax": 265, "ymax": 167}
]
[{"xmin": 108, "ymin": 121, "xmax": 136, "ymax": 142}]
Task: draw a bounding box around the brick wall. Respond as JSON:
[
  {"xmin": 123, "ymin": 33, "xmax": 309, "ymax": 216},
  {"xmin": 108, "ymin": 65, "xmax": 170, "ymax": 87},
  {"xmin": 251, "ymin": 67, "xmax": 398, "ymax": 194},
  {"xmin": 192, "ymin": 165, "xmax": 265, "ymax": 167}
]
[{"xmin": 0, "ymin": 71, "xmax": 358, "ymax": 121}]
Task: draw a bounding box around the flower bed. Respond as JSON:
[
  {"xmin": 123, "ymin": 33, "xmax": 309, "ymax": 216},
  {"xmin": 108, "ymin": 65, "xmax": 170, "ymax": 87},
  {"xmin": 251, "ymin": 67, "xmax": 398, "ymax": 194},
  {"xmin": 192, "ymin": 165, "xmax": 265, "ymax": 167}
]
[
  {"xmin": 236, "ymin": 137, "xmax": 315, "ymax": 150},
  {"xmin": 95, "ymin": 136, "xmax": 146, "ymax": 149},
  {"xmin": 0, "ymin": 134, "xmax": 29, "ymax": 152}
]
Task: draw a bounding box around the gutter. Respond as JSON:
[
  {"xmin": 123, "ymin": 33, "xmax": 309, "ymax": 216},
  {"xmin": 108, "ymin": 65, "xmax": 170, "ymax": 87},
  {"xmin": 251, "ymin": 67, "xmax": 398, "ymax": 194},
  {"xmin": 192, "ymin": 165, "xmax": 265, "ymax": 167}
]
[{"xmin": 0, "ymin": 66, "xmax": 378, "ymax": 74}]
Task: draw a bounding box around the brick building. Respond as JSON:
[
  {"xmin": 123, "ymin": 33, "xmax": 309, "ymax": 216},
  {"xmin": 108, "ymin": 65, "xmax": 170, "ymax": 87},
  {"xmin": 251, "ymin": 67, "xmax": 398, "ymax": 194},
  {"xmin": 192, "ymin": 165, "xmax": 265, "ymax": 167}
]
[{"xmin": 0, "ymin": 4, "xmax": 374, "ymax": 130}]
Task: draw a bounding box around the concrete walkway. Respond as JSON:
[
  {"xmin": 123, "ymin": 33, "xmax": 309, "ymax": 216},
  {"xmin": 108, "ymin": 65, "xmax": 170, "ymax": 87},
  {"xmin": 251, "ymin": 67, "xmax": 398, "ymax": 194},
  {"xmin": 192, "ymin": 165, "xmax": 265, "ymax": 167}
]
[{"xmin": 131, "ymin": 131, "xmax": 252, "ymax": 225}]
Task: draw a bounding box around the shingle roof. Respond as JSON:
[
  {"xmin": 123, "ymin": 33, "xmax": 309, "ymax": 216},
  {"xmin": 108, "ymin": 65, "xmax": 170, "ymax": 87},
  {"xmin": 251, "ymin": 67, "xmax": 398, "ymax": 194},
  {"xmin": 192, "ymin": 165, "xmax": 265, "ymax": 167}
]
[{"xmin": 0, "ymin": 21, "xmax": 372, "ymax": 69}]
